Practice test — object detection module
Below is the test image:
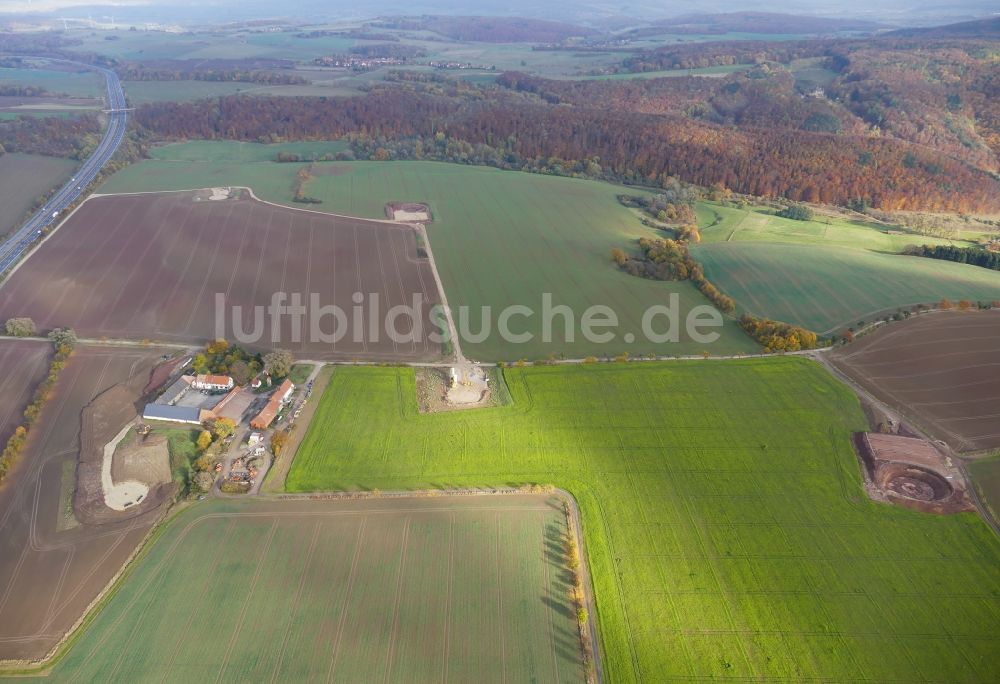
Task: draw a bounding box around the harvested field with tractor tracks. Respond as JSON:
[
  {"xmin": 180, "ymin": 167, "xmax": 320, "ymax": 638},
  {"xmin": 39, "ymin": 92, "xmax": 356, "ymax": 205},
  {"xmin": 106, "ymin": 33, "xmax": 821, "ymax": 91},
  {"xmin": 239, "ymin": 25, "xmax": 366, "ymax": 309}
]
[
  {"xmin": 0, "ymin": 190, "xmax": 443, "ymax": 362},
  {"xmin": 0, "ymin": 345, "xmax": 177, "ymax": 662},
  {"xmin": 829, "ymin": 310, "xmax": 1000, "ymax": 453}
]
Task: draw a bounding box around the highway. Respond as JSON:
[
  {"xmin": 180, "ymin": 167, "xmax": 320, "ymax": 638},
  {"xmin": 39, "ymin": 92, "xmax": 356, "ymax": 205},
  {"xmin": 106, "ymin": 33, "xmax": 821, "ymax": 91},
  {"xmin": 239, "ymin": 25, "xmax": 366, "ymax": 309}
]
[{"xmin": 0, "ymin": 60, "xmax": 127, "ymax": 274}]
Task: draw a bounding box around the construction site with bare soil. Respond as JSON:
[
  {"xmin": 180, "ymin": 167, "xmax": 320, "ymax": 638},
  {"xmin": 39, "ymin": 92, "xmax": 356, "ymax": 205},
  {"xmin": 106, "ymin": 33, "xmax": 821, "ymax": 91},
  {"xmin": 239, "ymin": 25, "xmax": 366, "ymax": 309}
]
[
  {"xmin": 852, "ymin": 432, "xmax": 975, "ymax": 514},
  {"xmin": 0, "ymin": 344, "xmax": 180, "ymax": 662}
]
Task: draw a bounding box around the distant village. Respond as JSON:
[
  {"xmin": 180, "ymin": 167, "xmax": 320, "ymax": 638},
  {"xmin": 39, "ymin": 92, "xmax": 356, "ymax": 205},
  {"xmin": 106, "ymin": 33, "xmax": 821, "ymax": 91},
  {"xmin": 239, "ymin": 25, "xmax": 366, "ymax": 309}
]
[{"xmin": 312, "ymin": 54, "xmax": 494, "ymax": 71}]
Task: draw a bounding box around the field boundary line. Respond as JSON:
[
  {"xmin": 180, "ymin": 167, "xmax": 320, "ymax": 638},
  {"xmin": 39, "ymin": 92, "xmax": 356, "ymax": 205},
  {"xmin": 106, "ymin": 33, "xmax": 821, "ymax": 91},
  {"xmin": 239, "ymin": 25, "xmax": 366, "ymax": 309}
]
[
  {"xmin": 326, "ymin": 516, "xmax": 367, "ymax": 683},
  {"xmin": 382, "ymin": 515, "xmax": 412, "ymax": 684},
  {"xmin": 415, "ymin": 222, "xmax": 463, "ymax": 362},
  {"xmin": 90, "ymin": 186, "xmax": 412, "ymax": 227}
]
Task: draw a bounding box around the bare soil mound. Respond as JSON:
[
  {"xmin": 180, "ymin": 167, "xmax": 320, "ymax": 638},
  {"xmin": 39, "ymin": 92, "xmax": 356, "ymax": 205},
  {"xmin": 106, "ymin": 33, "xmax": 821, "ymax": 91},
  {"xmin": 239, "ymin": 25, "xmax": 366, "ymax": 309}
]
[
  {"xmin": 143, "ymin": 354, "xmax": 187, "ymax": 395},
  {"xmin": 112, "ymin": 433, "xmax": 171, "ymax": 487},
  {"xmin": 74, "ymin": 384, "xmax": 173, "ymax": 526},
  {"xmin": 386, "ymin": 201, "xmax": 432, "ymax": 222},
  {"xmin": 879, "ymin": 463, "xmax": 952, "ymax": 501},
  {"xmin": 415, "ymin": 367, "xmax": 504, "ymax": 413}
]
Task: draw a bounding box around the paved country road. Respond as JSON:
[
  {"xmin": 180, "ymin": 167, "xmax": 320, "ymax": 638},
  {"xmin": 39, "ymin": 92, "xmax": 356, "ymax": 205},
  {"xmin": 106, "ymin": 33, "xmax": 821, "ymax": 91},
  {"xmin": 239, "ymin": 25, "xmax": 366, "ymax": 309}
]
[{"xmin": 0, "ymin": 58, "xmax": 127, "ymax": 274}]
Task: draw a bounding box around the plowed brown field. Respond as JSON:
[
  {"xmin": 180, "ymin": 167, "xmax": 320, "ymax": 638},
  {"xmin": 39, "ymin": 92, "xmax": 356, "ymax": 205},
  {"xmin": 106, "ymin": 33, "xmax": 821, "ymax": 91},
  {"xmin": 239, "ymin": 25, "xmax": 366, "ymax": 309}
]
[
  {"xmin": 829, "ymin": 310, "xmax": 1000, "ymax": 452},
  {"xmin": 0, "ymin": 340, "xmax": 50, "ymax": 450},
  {"xmin": 0, "ymin": 191, "xmax": 442, "ymax": 361},
  {"xmin": 0, "ymin": 345, "xmax": 174, "ymax": 661}
]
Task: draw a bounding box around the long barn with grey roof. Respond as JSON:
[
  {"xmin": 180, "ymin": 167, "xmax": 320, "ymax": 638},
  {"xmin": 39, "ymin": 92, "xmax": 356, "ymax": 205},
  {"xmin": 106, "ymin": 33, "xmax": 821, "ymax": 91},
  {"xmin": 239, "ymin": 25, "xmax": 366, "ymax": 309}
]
[{"xmin": 142, "ymin": 404, "xmax": 204, "ymax": 425}]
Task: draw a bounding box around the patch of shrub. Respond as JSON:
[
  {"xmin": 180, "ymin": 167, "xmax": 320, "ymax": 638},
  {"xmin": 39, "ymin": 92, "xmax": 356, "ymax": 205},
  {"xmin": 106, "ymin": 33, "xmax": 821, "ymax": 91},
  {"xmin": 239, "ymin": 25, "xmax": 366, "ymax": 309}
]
[
  {"xmin": 776, "ymin": 204, "xmax": 815, "ymax": 221},
  {"xmin": 0, "ymin": 329, "xmax": 76, "ymax": 481},
  {"xmin": 739, "ymin": 315, "xmax": 818, "ymax": 352},
  {"xmin": 4, "ymin": 317, "xmax": 36, "ymax": 337},
  {"xmin": 220, "ymin": 480, "xmax": 251, "ymax": 494}
]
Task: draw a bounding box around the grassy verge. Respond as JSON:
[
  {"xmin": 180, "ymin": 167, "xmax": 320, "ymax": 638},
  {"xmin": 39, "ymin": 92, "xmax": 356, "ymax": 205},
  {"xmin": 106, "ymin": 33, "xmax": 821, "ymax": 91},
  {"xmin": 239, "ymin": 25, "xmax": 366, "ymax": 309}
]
[
  {"xmin": 287, "ymin": 363, "xmax": 313, "ymax": 386},
  {"xmin": 969, "ymin": 453, "xmax": 1000, "ymax": 525}
]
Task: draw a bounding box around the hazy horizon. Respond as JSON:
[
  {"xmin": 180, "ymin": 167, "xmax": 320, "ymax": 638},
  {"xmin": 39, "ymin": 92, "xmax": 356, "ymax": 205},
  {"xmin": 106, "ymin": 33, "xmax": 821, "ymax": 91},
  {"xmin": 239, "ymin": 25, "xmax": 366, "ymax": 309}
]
[{"xmin": 2, "ymin": 0, "xmax": 997, "ymax": 28}]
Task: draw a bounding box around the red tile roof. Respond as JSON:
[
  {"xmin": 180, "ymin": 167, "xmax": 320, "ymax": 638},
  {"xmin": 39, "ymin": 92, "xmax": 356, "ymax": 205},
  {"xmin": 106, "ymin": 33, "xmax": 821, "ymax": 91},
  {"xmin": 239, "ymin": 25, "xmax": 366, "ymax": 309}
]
[{"xmin": 249, "ymin": 380, "xmax": 295, "ymax": 430}]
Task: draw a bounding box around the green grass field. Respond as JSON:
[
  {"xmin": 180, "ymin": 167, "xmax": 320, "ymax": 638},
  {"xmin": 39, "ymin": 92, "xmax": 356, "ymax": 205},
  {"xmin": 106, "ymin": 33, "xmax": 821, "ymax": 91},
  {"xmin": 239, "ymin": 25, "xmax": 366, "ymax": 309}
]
[
  {"xmin": 60, "ymin": 27, "xmax": 619, "ymax": 77},
  {"xmin": 123, "ymin": 80, "xmax": 252, "ymax": 104},
  {"xmin": 0, "ymin": 67, "xmax": 103, "ymax": 98},
  {"xmin": 970, "ymin": 455, "xmax": 1000, "ymax": 525},
  {"xmin": 695, "ymin": 202, "xmax": 964, "ymax": 251},
  {"xmin": 104, "ymin": 141, "xmax": 1000, "ymax": 346},
  {"xmin": 145, "ymin": 140, "xmax": 349, "ymax": 162},
  {"xmin": 0, "ymin": 152, "xmax": 77, "ymax": 238},
  {"xmin": 61, "ymin": 28, "xmax": 356, "ymax": 61},
  {"xmin": 41, "ymin": 495, "xmax": 586, "ymax": 682},
  {"xmin": 101, "ymin": 148, "xmax": 759, "ymax": 359},
  {"xmin": 285, "ymin": 360, "xmax": 1000, "ymax": 683},
  {"xmin": 693, "ymin": 242, "xmax": 1000, "ymax": 334},
  {"xmin": 122, "ymin": 77, "xmax": 366, "ymax": 104},
  {"xmin": 691, "ymin": 202, "xmax": 1000, "ymax": 333},
  {"xmin": 0, "ymin": 110, "xmax": 88, "ymax": 119}
]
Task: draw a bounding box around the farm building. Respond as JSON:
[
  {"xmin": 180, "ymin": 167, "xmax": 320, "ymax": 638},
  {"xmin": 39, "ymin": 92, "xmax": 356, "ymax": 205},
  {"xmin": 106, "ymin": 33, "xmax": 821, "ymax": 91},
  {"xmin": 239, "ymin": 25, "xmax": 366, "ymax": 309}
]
[
  {"xmin": 158, "ymin": 375, "xmax": 193, "ymax": 405},
  {"xmin": 142, "ymin": 404, "xmax": 215, "ymax": 425},
  {"xmin": 275, "ymin": 378, "xmax": 294, "ymax": 403},
  {"xmin": 250, "ymin": 379, "xmax": 295, "ymax": 430},
  {"xmin": 210, "ymin": 387, "xmax": 255, "ymax": 423},
  {"xmin": 192, "ymin": 374, "xmax": 234, "ymax": 391}
]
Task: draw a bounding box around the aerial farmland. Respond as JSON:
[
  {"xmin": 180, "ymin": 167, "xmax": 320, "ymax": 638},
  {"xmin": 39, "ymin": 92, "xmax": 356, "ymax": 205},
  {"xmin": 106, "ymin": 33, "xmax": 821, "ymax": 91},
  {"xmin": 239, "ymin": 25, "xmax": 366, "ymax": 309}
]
[
  {"xmin": 2, "ymin": 8, "xmax": 1000, "ymax": 683},
  {"xmin": 829, "ymin": 310, "xmax": 1000, "ymax": 453},
  {"xmin": 286, "ymin": 360, "xmax": 1000, "ymax": 682},
  {"xmin": 0, "ymin": 189, "xmax": 442, "ymax": 361},
  {"xmin": 0, "ymin": 345, "xmax": 178, "ymax": 661},
  {"xmin": 43, "ymin": 495, "xmax": 589, "ymax": 683}
]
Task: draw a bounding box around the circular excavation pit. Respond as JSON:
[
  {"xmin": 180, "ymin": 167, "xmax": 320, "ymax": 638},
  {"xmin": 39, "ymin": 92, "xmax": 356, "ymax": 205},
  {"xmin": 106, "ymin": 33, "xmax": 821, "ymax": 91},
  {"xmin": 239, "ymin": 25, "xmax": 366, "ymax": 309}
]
[
  {"xmin": 853, "ymin": 432, "xmax": 974, "ymax": 514},
  {"xmin": 879, "ymin": 464, "xmax": 953, "ymax": 503}
]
